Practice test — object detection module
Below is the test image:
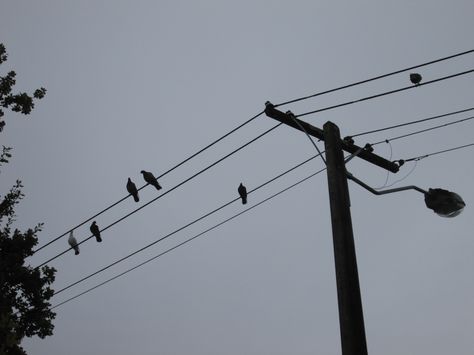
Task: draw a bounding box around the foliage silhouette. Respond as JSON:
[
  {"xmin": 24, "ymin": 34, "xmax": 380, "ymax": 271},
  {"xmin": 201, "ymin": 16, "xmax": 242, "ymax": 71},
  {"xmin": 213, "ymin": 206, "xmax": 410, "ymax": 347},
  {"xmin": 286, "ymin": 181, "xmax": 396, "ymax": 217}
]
[{"xmin": 0, "ymin": 43, "xmax": 55, "ymax": 355}]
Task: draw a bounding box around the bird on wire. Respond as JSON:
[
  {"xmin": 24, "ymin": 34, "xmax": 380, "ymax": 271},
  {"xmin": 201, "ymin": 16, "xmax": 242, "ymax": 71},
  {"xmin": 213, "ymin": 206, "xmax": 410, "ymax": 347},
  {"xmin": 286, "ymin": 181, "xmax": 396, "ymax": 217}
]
[
  {"xmin": 90, "ymin": 221, "xmax": 102, "ymax": 242},
  {"xmin": 68, "ymin": 231, "xmax": 80, "ymax": 255},
  {"xmin": 141, "ymin": 170, "xmax": 162, "ymax": 190},
  {"xmin": 126, "ymin": 178, "xmax": 140, "ymax": 202},
  {"xmin": 238, "ymin": 183, "xmax": 247, "ymax": 204},
  {"xmin": 410, "ymin": 73, "xmax": 422, "ymax": 86}
]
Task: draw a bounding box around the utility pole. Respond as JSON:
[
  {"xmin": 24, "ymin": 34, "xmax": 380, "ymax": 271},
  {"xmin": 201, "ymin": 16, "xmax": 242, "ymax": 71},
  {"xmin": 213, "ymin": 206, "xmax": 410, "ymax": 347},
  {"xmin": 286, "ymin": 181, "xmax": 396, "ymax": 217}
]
[
  {"xmin": 324, "ymin": 121, "xmax": 367, "ymax": 355},
  {"xmin": 264, "ymin": 102, "xmax": 399, "ymax": 355}
]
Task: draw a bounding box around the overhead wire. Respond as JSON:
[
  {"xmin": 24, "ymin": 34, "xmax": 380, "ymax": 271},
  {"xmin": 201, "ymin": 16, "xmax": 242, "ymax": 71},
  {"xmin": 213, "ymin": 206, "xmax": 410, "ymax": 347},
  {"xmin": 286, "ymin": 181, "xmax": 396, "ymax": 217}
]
[
  {"xmin": 37, "ymin": 77, "xmax": 474, "ymax": 268},
  {"xmin": 34, "ymin": 123, "xmax": 283, "ymax": 268},
  {"xmin": 276, "ymin": 49, "xmax": 474, "ymax": 107},
  {"xmin": 382, "ymin": 160, "xmax": 419, "ymax": 189},
  {"xmin": 403, "ymin": 143, "xmax": 474, "ymax": 162},
  {"xmin": 33, "ymin": 111, "xmax": 265, "ymax": 253},
  {"xmin": 370, "ymin": 115, "xmax": 474, "ymax": 146},
  {"xmin": 373, "ymin": 142, "xmax": 474, "ymax": 187},
  {"xmin": 348, "ymin": 107, "xmax": 474, "ymax": 139},
  {"xmin": 288, "ymin": 112, "xmax": 327, "ymax": 165},
  {"xmin": 51, "ymin": 166, "xmax": 328, "ymax": 309},
  {"xmin": 373, "ymin": 141, "xmax": 393, "ymax": 189},
  {"xmin": 50, "ymin": 117, "xmax": 474, "ymax": 307},
  {"xmin": 52, "ymin": 152, "xmax": 324, "ymax": 296},
  {"xmin": 34, "ymin": 49, "xmax": 474, "ymax": 253},
  {"xmin": 51, "ymin": 138, "xmax": 474, "ymax": 309},
  {"xmin": 350, "ymin": 111, "xmax": 474, "ymax": 188},
  {"xmin": 296, "ymin": 69, "xmax": 474, "ymax": 118}
]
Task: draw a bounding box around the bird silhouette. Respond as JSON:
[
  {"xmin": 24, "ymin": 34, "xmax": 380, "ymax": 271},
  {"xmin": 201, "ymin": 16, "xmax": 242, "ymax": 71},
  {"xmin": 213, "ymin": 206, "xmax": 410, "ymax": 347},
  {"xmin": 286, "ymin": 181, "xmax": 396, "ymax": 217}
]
[
  {"xmin": 90, "ymin": 221, "xmax": 102, "ymax": 242},
  {"xmin": 68, "ymin": 231, "xmax": 80, "ymax": 255},
  {"xmin": 126, "ymin": 178, "xmax": 140, "ymax": 202},
  {"xmin": 141, "ymin": 170, "xmax": 162, "ymax": 190},
  {"xmin": 238, "ymin": 183, "xmax": 247, "ymax": 204},
  {"xmin": 410, "ymin": 73, "xmax": 422, "ymax": 86}
]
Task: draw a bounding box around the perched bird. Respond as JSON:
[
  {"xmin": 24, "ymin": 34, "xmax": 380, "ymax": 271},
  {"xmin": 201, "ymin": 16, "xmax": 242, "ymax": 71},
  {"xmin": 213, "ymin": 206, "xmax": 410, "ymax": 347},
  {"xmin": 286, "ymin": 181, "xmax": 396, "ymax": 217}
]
[
  {"xmin": 141, "ymin": 170, "xmax": 162, "ymax": 190},
  {"xmin": 238, "ymin": 183, "xmax": 247, "ymax": 205},
  {"xmin": 410, "ymin": 73, "xmax": 422, "ymax": 86},
  {"xmin": 126, "ymin": 177, "xmax": 140, "ymax": 202},
  {"xmin": 90, "ymin": 221, "xmax": 102, "ymax": 242},
  {"xmin": 68, "ymin": 231, "xmax": 80, "ymax": 255}
]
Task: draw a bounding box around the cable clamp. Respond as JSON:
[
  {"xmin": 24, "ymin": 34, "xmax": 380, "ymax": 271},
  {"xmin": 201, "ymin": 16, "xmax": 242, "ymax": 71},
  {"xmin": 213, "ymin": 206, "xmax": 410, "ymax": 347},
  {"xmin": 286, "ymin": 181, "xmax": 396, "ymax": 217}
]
[
  {"xmin": 364, "ymin": 143, "xmax": 374, "ymax": 152},
  {"xmin": 343, "ymin": 136, "xmax": 355, "ymax": 145},
  {"xmin": 393, "ymin": 159, "xmax": 405, "ymax": 167}
]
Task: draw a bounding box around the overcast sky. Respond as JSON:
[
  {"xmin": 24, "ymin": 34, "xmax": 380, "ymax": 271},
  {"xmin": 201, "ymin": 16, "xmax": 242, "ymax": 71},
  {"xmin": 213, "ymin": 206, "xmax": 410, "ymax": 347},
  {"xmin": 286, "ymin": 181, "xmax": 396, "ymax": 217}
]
[{"xmin": 1, "ymin": 1, "xmax": 474, "ymax": 354}]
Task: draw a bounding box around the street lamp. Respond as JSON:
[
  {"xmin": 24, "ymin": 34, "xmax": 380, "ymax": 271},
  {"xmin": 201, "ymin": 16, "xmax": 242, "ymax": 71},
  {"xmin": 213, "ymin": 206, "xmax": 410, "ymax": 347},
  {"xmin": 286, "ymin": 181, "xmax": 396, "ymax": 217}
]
[
  {"xmin": 424, "ymin": 188, "xmax": 465, "ymax": 217},
  {"xmin": 346, "ymin": 172, "xmax": 466, "ymax": 217},
  {"xmin": 263, "ymin": 106, "xmax": 466, "ymax": 354}
]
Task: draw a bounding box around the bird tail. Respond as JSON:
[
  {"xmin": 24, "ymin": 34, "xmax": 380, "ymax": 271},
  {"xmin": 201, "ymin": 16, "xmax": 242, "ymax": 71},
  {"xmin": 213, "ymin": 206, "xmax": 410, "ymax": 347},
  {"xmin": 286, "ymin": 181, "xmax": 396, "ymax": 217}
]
[
  {"xmin": 133, "ymin": 194, "xmax": 139, "ymax": 202},
  {"xmin": 242, "ymin": 197, "xmax": 247, "ymax": 205},
  {"xmin": 74, "ymin": 247, "xmax": 80, "ymax": 255},
  {"xmin": 96, "ymin": 236, "xmax": 102, "ymax": 243}
]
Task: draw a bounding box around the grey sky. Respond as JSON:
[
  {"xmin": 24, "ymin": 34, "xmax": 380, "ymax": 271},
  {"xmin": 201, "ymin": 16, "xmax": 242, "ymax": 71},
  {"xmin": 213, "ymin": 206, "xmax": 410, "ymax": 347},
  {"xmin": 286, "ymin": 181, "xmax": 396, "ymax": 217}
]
[{"xmin": 1, "ymin": 1, "xmax": 473, "ymax": 354}]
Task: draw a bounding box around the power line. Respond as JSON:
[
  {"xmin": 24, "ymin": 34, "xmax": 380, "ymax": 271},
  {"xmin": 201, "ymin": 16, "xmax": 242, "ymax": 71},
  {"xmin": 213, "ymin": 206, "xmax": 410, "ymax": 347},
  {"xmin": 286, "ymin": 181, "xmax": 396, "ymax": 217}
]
[
  {"xmin": 35, "ymin": 123, "xmax": 282, "ymax": 268},
  {"xmin": 296, "ymin": 69, "xmax": 474, "ymax": 118},
  {"xmin": 287, "ymin": 112, "xmax": 326, "ymax": 165},
  {"xmin": 51, "ymin": 166, "xmax": 328, "ymax": 310},
  {"xmin": 370, "ymin": 116, "xmax": 474, "ymax": 146},
  {"xmin": 52, "ymin": 110, "xmax": 474, "ymax": 308},
  {"xmin": 50, "ymin": 137, "xmax": 474, "ymax": 309},
  {"xmin": 276, "ymin": 49, "xmax": 474, "ymax": 107},
  {"xmin": 37, "ymin": 88, "xmax": 474, "ymax": 266},
  {"xmin": 380, "ymin": 160, "xmax": 419, "ymax": 189},
  {"xmin": 403, "ymin": 142, "xmax": 474, "ymax": 162},
  {"xmin": 51, "ymin": 105, "xmax": 462, "ymax": 294},
  {"xmin": 33, "ymin": 111, "xmax": 264, "ymax": 253},
  {"xmin": 52, "ymin": 153, "xmax": 324, "ymax": 296},
  {"xmin": 347, "ymin": 112, "xmax": 474, "ymax": 188},
  {"xmin": 50, "ymin": 123, "xmax": 474, "ymax": 306},
  {"xmin": 373, "ymin": 141, "xmax": 393, "ymax": 189},
  {"xmin": 39, "ymin": 97, "xmax": 474, "ymax": 270},
  {"xmin": 34, "ymin": 50, "xmax": 474, "ymax": 254},
  {"xmin": 348, "ymin": 107, "xmax": 474, "ymax": 139}
]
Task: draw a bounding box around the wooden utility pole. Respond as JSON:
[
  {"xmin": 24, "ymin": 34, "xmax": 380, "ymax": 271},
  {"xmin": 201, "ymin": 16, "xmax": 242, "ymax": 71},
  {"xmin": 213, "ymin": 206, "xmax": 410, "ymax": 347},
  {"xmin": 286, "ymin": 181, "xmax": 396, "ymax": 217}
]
[
  {"xmin": 264, "ymin": 102, "xmax": 399, "ymax": 355},
  {"xmin": 324, "ymin": 121, "xmax": 367, "ymax": 355}
]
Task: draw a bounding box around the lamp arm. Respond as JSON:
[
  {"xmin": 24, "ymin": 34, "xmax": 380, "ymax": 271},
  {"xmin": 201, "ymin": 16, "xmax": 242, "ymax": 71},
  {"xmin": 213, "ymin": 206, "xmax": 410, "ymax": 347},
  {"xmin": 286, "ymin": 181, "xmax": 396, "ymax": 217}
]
[{"xmin": 346, "ymin": 171, "xmax": 428, "ymax": 196}]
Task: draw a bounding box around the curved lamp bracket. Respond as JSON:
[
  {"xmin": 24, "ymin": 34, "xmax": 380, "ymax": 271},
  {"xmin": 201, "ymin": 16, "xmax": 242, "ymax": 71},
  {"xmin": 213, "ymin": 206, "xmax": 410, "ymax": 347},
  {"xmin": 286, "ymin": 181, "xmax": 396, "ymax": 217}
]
[{"xmin": 346, "ymin": 172, "xmax": 465, "ymax": 218}]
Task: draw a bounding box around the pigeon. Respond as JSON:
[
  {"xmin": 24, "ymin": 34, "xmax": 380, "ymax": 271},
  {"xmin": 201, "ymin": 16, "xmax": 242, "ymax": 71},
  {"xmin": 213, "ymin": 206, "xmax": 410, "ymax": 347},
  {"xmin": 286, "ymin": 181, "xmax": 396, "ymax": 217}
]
[
  {"xmin": 140, "ymin": 170, "xmax": 162, "ymax": 190},
  {"xmin": 68, "ymin": 231, "xmax": 80, "ymax": 255},
  {"xmin": 410, "ymin": 73, "xmax": 422, "ymax": 86},
  {"xmin": 126, "ymin": 178, "xmax": 140, "ymax": 202},
  {"xmin": 238, "ymin": 183, "xmax": 247, "ymax": 205},
  {"xmin": 90, "ymin": 221, "xmax": 102, "ymax": 242}
]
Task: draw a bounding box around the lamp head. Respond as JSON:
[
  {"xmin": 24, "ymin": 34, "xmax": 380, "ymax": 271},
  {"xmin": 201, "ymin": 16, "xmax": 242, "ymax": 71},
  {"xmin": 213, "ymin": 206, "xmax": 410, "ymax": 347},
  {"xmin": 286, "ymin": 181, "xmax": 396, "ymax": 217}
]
[{"xmin": 424, "ymin": 188, "xmax": 465, "ymax": 217}]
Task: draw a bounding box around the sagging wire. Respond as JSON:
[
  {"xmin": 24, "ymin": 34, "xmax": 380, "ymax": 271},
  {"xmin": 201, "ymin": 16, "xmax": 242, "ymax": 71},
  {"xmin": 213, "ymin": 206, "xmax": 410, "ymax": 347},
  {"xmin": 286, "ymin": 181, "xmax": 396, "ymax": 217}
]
[{"xmin": 374, "ymin": 140, "xmax": 393, "ymax": 189}]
